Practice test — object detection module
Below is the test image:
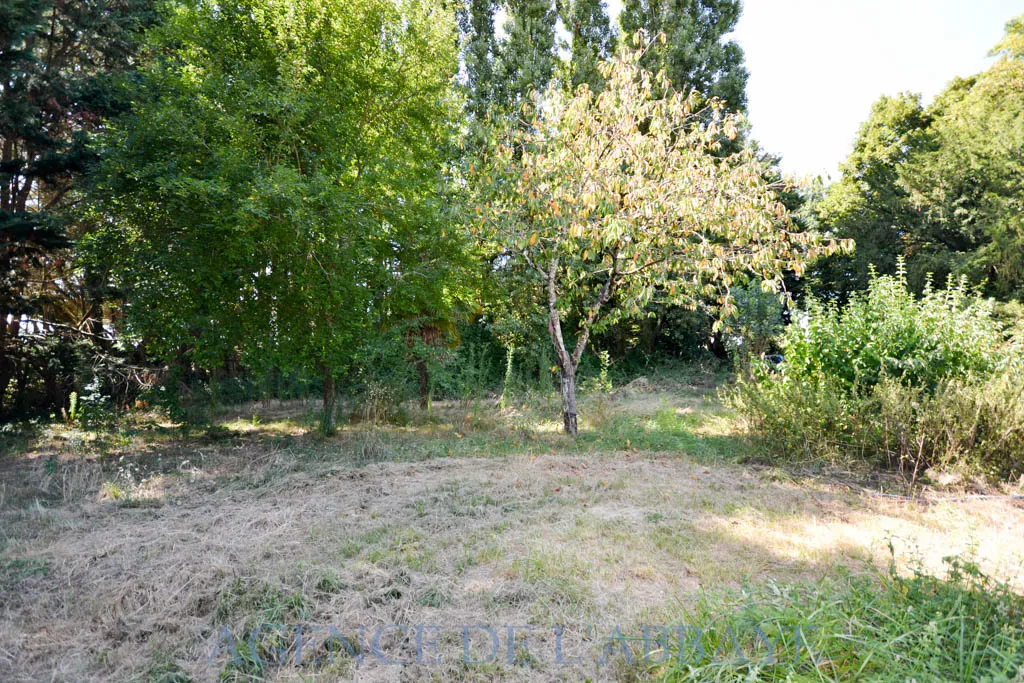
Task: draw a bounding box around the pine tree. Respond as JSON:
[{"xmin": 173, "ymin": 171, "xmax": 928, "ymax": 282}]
[
  {"xmin": 0, "ymin": 0, "xmax": 154, "ymax": 414},
  {"xmin": 560, "ymin": 0, "xmax": 616, "ymax": 93},
  {"xmin": 619, "ymin": 0, "xmax": 747, "ymax": 111}
]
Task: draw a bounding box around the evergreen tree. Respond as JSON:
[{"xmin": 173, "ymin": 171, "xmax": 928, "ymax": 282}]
[
  {"xmin": 619, "ymin": 0, "xmax": 747, "ymax": 111},
  {"xmin": 0, "ymin": 0, "xmax": 154, "ymax": 415}
]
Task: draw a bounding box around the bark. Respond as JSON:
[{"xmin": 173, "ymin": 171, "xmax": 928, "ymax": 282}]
[
  {"xmin": 322, "ymin": 367, "xmax": 337, "ymax": 435},
  {"xmin": 415, "ymin": 357, "xmax": 430, "ymax": 410},
  {"xmin": 543, "ymin": 254, "xmax": 618, "ymax": 435},
  {"xmin": 559, "ymin": 364, "xmax": 578, "ymax": 435}
]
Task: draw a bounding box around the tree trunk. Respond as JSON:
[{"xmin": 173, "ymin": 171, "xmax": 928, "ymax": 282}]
[
  {"xmin": 322, "ymin": 367, "xmax": 337, "ymax": 436},
  {"xmin": 415, "ymin": 357, "xmax": 430, "ymax": 410},
  {"xmin": 559, "ymin": 364, "xmax": 578, "ymax": 435}
]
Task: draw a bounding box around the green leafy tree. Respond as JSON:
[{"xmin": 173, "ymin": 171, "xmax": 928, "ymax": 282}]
[
  {"xmin": 475, "ymin": 49, "xmax": 840, "ymax": 434},
  {"xmin": 459, "ymin": 0, "xmax": 500, "ymax": 120},
  {"xmin": 812, "ymin": 93, "xmax": 935, "ymax": 301},
  {"xmin": 815, "ymin": 14, "xmax": 1024, "ymax": 302},
  {"xmin": 619, "ymin": 0, "xmax": 747, "ymax": 111},
  {"xmin": 900, "ymin": 14, "xmax": 1024, "ymax": 300},
  {"xmin": 89, "ymin": 0, "xmax": 462, "ymax": 434}
]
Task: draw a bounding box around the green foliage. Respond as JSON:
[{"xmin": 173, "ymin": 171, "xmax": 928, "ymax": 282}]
[
  {"xmin": 619, "ymin": 0, "xmax": 747, "ymax": 111},
  {"xmin": 495, "ymin": 0, "xmax": 558, "ymax": 111},
  {"xmin": 650, "ymin": 555, "xmax": 1024, "ymax": 681},
  {"xmin": 458, "ymin": 0, "xmax": 500, "ymax": 120},
  {"xmin": 88, "ymin": 0, "xmax": 466, "ymax": 434},
  {"xmin": 475, "ymin": 47, "xmax": 839, "ymax": 432},
  {"xmin": 815, "ymin": 14, "xmax": 1024, "ymax": 302},
  {"xmin": 901, "ymin": 16, "xmax": 1024, "ymax": 301},
  {"xmin": 0, "ymin": 0, "xmax": 155, "ymax": 419},
  {"xmin": 560, "ymin": 0, "xmax": 617, "ymax": 94},
  {"xmin": 724, "ymin": 284, "xmax": 784, "ymax": 360},
  {"xmin": 732, "ymin": 269, "xmax": 1024, "ymax": 478},
  {"xmin": 812, "ymin": 93, "xmax": 934, "ymax": 300},
  {"xmin": 787, "ymin": 268, "xmax": 1007, "ymax": 393}
]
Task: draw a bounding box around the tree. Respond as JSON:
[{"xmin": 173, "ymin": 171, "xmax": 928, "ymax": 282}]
[
  {"xmin": 495, "ymin": 0, "xmax": 559, "ymax": 110},
  {"xmin": 560, "ymin": 0, "xmax": 617, "ymax": 93},
  {"xmin": 619, "ymin": 0, "xmax": 747, "ymax": 111},
  {"xmin": 0, "ymin": 0, "xmax": 154, "ymax": 415},
  {"xmin": 475, "ymin": 48, "xmax": 840, "ymax": 434},
  {"xmin": 89, "ymin": 0, "xmax": 462, "ymax": 434},
  {"xmin": 811, "ymin": 93, "xmax": 935, "ymax": 301},
  {"xmin": 459, "ymin": 0, "xmax": 500, "ymax": 120},
  {"xmin": 900, "ymin": 14, "xmax": 1024, "ymax": 300},
  {"xmin": 814, "ymin": 13, "xmax": 1024, "ymax": 302}
]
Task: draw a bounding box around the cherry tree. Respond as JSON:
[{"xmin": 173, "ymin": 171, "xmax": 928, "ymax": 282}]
[{"xmin": 476, "ymin": 45, "xmax": 842, "ymax": 434}]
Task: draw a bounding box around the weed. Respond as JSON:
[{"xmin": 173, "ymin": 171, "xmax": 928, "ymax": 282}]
[{"xmin": 645, "ymin": 555, "xmax": 1024, "ymax": 681}]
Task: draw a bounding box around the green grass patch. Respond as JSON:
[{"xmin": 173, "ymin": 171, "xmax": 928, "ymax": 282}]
[{"xmin": 646, "ymin": 553, "xmax": 1024, "ymax": 681}]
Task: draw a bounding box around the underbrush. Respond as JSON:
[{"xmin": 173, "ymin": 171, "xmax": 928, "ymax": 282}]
[
  {"xmin": 730, "ymin": 269, "xmax": 1024, "ymax": 482},
  {"xmin": 651, "ymin": 553, "xmax": 1024, "ymax": 681}
]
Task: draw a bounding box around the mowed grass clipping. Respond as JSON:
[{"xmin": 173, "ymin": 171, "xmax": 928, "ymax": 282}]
[{"xmin": 1, "ymin": 379, "xmax": 1023, "ymax": 681}]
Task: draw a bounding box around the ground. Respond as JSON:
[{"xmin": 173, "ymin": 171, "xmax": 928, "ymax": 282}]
[{"xmin": 1, "ymin": 377, "xmax": 1023, "ymax": 681}]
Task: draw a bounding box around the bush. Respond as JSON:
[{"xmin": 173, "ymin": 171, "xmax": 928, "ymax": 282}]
[{"xmin": 730, "ymin": 268, "xmax": 1024, "ymax": 479}]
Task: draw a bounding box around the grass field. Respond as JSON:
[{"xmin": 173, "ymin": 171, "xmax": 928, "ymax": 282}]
[{"xmin": 2, "ymin": 375, "xmax": 1023, "ymax": 681}]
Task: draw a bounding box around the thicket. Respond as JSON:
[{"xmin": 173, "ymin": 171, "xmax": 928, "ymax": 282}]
[{"xmin": 731, "ymin": 267, "xmax": 1024, "ymax": 481}]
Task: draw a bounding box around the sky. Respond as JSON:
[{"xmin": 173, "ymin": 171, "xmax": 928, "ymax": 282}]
[{"xmin": 603, "ymin": 0, "xmax": 1021, "ymax": 180}]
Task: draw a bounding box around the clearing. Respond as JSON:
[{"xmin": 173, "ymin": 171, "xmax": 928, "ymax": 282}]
[{"xmin": 1, "ymin": 377, "xmax": 1022, "ymax": 681}]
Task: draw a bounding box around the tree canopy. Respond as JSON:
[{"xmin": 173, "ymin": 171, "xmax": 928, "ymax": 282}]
[
  {"xmin": 815, "ymin": 13, "xmax": 1024, "ymax": 302},
  {"xmin": 88, "ymin": 0, "xmax": 465, "ymax": 433},
  {"xmin": 619, "ymin": 0, "xmax": 747, "ymax": 110}
]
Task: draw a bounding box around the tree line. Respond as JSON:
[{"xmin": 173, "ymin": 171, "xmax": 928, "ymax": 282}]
[{"xmin": 1, "ymin": 0, "xmax": 1021, "ymax": 434}]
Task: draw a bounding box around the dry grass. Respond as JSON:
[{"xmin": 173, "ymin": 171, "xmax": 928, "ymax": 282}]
[{"xmin": 1, "ymin": 383, "xmax": 1023, "ymax": 681}]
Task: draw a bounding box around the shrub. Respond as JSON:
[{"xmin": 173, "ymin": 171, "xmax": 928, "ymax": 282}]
[
  {"xmin": 784, "ymin": 266, "xmax": 1007, "ymax": 393},
  {"xmin": 730, "ymin": 267, "xmax": 1024, "ymax": 479}
]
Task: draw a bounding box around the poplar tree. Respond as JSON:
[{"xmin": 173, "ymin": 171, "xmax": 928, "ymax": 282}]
[
  {"xmin": 619, "ymin": 0, "xmax": 747, "ymax": 111},
  {"xmin": 496, "ymin": 0, "xmax": 558, "ymax": 110},
  {"xmin": 560, "ymin": 0, "xmax": 617, "ymax": 93},
  {"xmin": 459, "ymin": 0, "xmax": 500, "ymax": 119}
]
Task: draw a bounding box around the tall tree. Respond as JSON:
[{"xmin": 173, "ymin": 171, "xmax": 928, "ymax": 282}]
[
  {"xmin": 90, "ymin": 0, "xmax": 463, "ymax": 434},
  {"xmin": 459, "ymin": 0, "xmax": 500, "ymax": 119},
  {"xmin": 811, "ymin": 93, "xmax": 935, "ymax": 301},
  {"xmin": 900, "ymin": 14, "xmax": 1024, "ymax": 300},
  {"xmin": 475, "ymin": 51, "xmax": 840, "ymax": 434},
  {"xmin": 619, "ymin": 0, "xmax": 747, "ymax": 111},
  {"xmin": 814, "ymin": 13, "xmax": 1024, "ymax": 302},
  {"xmin": 560, "ymin": 0, "xmax": 617, "ymax": 93},
  {"xmin": 0, "ymin": 0, "xmax": 154, "ymax": 415},
  {"xmin": 495, "ymin": 0, "xmax": 558, "ymax": 110}
]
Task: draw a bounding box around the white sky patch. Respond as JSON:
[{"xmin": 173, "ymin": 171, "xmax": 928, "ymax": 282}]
[
  {"xmin": 728, "ymin": 0, "xmax": 1019, "ymax": 181},
  {"xmin": 491, "ymin": 0, "xmax": 1017, "ymax": 181}
]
